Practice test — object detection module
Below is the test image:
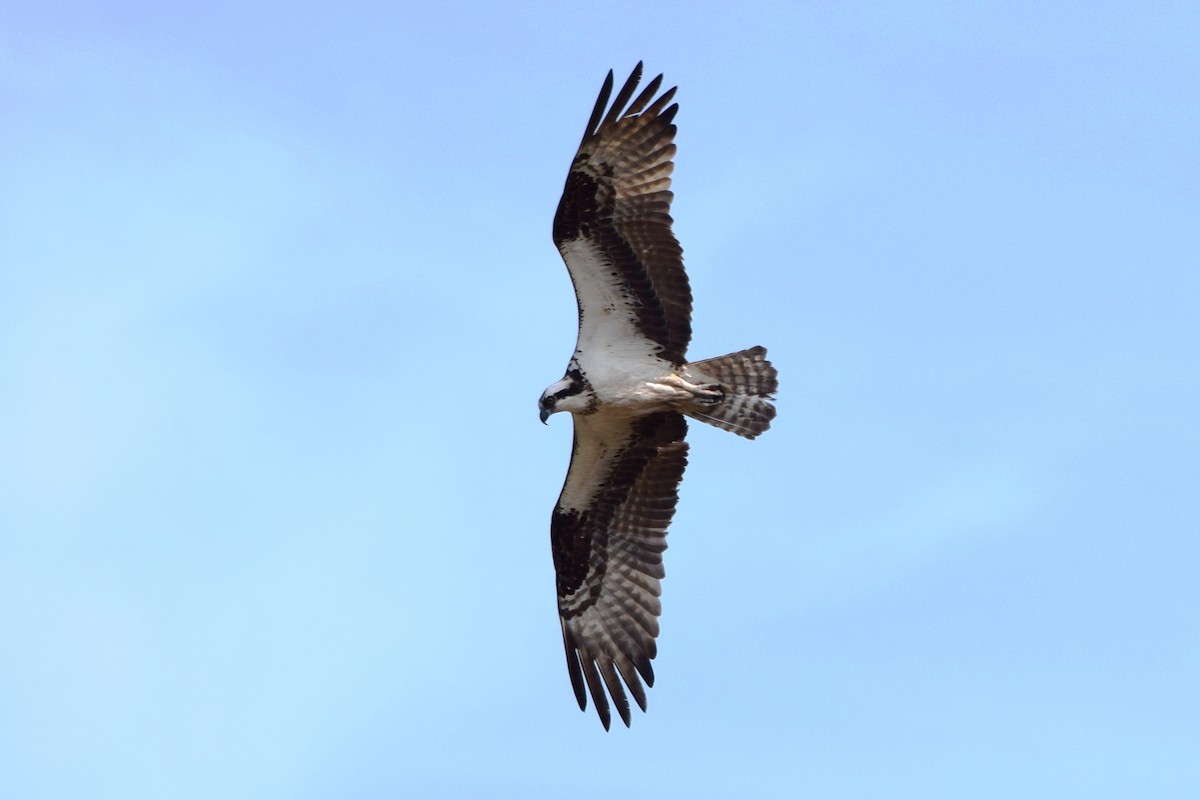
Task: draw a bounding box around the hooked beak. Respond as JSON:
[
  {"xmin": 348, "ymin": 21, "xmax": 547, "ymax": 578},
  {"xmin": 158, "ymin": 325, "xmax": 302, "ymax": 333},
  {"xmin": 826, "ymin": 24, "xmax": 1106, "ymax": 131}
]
[{"xmin": 539, "ymin": 407, "xmax": 550, "ymax": 425}]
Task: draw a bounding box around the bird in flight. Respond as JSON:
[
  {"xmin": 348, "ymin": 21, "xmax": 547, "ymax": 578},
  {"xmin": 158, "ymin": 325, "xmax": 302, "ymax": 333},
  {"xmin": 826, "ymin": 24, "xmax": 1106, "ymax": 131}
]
[{"xmin": 539, "ymin": 63, "xmax": 778, "ymax": 729}]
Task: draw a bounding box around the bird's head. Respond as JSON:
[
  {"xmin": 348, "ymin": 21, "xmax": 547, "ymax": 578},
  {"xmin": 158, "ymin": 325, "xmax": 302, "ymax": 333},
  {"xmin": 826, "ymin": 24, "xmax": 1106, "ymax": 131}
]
[{"xmin": 538, "ymin": 369, "xmax": 594, "ymax": 424}]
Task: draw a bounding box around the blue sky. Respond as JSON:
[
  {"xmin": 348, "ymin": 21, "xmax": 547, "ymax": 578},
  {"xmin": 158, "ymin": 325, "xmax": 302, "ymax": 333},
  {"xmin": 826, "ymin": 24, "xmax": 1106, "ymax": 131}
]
[{"xmin": 2, "ymin": 2, "xmax": 1198, "ymax": 797}]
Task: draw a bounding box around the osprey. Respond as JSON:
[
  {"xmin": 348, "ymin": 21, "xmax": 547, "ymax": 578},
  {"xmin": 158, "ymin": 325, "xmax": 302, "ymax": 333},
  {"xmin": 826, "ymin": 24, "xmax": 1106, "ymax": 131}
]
[{"xmin": 539, "ymin": 63, "xmax": 778, "ymax": 729}]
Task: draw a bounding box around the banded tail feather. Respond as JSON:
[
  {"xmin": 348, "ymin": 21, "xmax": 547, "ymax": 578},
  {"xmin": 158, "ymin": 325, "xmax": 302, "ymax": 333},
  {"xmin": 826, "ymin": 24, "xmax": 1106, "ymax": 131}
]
[{"xmin": 682, "ymin": 346, "xmax": 778, "ymax": 439}]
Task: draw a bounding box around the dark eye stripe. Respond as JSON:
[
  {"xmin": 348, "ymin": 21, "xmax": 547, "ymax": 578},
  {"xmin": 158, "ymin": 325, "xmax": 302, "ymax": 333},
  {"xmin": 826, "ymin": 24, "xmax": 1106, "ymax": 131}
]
[
  {"xmin": 554, "ymin": 383, "xmax": 584, "ymax": 401},
  {"xmin": 554, "ymin": 367, "xmax": 591, "ymax": 402}
]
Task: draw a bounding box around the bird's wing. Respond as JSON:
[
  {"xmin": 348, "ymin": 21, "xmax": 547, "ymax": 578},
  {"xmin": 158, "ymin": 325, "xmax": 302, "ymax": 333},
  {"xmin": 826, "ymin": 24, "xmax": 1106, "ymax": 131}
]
[
  {"xmin": 552, "ymin": 63, "xmax": 692, "ymax": 366},
  {"xmin": 551, "ymin": 410, "xmax": 689, "ymax": 728}
]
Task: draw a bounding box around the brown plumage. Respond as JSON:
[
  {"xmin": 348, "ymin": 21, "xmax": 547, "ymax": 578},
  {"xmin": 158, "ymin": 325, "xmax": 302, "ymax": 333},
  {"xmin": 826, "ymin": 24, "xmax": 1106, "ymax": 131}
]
[{"xmin": 541, "ymin": 64, "xmax": 778, "ymax": 729}]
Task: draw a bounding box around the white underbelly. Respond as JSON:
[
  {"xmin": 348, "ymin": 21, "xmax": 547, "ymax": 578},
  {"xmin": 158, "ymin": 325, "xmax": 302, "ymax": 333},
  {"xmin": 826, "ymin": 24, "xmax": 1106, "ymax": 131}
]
[{"xmin": 576, "ymin": 351, "xmax": 688, "ymax": 411}]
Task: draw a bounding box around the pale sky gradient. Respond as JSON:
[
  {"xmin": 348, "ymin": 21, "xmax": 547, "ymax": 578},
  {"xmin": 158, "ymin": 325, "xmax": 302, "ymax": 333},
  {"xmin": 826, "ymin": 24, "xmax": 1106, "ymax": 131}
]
[{"xmin": 2, "ymin": 2, "xmax": 1198, "ymax": 798}]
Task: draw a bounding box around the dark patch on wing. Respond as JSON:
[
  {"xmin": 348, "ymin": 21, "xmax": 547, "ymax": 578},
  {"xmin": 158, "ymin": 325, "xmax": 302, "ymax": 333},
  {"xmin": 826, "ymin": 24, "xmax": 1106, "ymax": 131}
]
[
  {"xmin": 550, "ymin": 507, "xmax": 592, "ymax": 597},
  {"xmin": 552, "ymin": 170, "xmax": 607, "ymax": 243}
]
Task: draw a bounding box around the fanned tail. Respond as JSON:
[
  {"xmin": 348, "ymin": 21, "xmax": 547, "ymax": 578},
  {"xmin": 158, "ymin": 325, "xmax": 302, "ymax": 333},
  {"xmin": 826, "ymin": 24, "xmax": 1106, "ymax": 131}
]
[{"xmin": 682, "ymin": 346, "xmax": 778, "ymax": 439}]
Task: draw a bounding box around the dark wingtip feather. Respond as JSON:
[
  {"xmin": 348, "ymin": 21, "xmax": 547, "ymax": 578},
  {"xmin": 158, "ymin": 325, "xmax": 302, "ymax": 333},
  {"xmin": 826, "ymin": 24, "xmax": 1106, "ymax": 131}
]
[
  {"xmin": 599, "ymin": 659, "xmax": 633, "ymax": 728},
  {"xmin": 598, "ymin": 63, "xmax": 646, "ymax": 134},
  {"xmin": 581, "ymin": 657, "xmax": 612, "ymax": 730},
  {"xmin": 637, "ymin": 655, "xmax": 656, "ymax": 688},
  {"xmin": 581, "ymin": 69, "xmax": 616, "ymax": 146},
  {"xmin": 660, "ymin": 103, "xmax": 679, "ymax": 128},
  {"xmin": 626, "ymin": 72, "xmax": 664, "ymax": 118},
  {"xmin": 562, "ymin": 622, "xmax": 588, "ymax": 710},
  {"xmin": 616, "ymin": 659, "xmax": 649, "ymax": 713}
]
